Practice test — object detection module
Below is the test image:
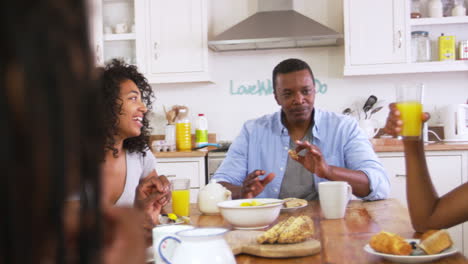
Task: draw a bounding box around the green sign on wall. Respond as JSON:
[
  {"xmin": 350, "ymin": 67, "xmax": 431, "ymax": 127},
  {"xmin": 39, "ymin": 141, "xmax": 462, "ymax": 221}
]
[{"xmin": 229, "ymin": 79, "xmax": 328, "ymax": 96}]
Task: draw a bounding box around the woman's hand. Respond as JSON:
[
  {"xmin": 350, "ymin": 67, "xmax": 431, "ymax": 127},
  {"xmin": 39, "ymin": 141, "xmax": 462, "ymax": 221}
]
[
  {"xmin": 383, "ymin": 103, "xmax": 430, "ymax": 137},
  {"xmin": 134, "ymin": 173, "xmax": 170, "ymax": 245}
]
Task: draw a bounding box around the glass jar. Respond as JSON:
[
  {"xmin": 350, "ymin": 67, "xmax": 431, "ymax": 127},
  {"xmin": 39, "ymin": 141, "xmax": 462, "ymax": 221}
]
[
  {"xmin": 411, "ymin": 0, "xmax": 422, "ymax": 18},
  {"xmin": 411, "ymin": 31, "xmax": 431, "ymax": 62}
]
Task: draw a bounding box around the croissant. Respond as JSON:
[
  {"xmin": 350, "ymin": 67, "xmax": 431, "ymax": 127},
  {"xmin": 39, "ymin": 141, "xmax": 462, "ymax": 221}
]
[{"xmin": 369, "ymin": 231, "xmax": 412, "ymax": 256}]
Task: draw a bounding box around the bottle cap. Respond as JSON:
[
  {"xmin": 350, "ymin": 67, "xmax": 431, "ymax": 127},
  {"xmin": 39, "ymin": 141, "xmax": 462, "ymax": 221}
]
[{"xmin": 198, "ymin": 113, "xmax": 204, "ymax": 116}]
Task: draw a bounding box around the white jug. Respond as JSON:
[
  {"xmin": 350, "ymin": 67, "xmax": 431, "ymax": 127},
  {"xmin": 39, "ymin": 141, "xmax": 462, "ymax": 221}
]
[
  {"xmin": 359, "ymin": 119, "xmax": 380, "ymax": 139},
  {"xmin": 158, "ymin": 227, "xmax": 236, "ymax": 264},
  {"xmin": 197, "ymin": 180, "xmax": 232, "ymax": 215}
]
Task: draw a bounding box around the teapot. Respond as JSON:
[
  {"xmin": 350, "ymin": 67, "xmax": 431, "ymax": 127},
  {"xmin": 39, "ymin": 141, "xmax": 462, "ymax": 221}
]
[
  {"xmin": 158, "ymin": 227, "xmax": 236, "ymax": 264},
  {"xmin": 197, "ymin": 179, "xmax": 231, "ymax": 215}
]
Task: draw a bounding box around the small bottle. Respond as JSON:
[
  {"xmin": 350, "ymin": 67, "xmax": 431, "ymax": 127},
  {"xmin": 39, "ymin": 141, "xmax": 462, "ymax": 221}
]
[
  {"xmin": 452, "ymin": 0, "xmax": 467, "ymax": 16},
  {"xmin": 429, "ymin": 0, "xmax": 444, "ymax": 17},
  {"xmin": 411, "ymin": 31, "xmax": 431, "ymax": 62},
  {"xmin": 176, "ymin": 109, "xmax": 192, "ymax": 151},
  {"xmin": 195, "ymin": 113, "xmax": 208, "ymax": 147},
  {"xmin": 411, "ymin": 0, "xmax": 422, "ymax": 18}
]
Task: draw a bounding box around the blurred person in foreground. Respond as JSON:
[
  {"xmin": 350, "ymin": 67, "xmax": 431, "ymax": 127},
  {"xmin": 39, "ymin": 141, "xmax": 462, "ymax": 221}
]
[
  {"xmin": 384, "ymin": 103, "xmax": 468, "ymax": 232},
  {"xmin": 212, "ymin": 58, "xmax": 390, "ymax": 201},
  {"xmin": 1, "ymin": 1, "xmax": 146, "ymax": 263},
  {"xmin": 100, "ymin": 58, "xmax": 170, "ymax": 242}
]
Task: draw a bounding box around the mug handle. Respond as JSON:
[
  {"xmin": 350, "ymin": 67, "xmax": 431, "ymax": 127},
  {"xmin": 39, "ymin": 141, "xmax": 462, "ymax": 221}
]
[
  {"xmin": 158, "ymin": 236, "xmax": 181, "ymax": 264},
  {"xmin": 346, "ymin": 184, "xmax": 352, "ymax": 202}
]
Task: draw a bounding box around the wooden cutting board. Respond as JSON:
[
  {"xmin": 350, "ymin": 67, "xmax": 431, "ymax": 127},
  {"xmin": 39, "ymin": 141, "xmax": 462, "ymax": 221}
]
[{"xmin": 224, "ymin": 230, "xmax": 321, "ymax": 258}]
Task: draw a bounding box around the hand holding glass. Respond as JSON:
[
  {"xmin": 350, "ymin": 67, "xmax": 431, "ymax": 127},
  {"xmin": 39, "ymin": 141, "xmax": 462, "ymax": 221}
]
[{"xmin": 396, "ymin": 84, "xmax": 424, "ymax": 140}]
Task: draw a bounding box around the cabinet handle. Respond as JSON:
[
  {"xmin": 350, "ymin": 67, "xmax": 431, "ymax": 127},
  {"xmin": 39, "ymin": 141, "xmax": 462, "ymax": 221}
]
[
  {"xmin": 154, "ymin": 42, "xmax": 158, "ymax": 60},
  {"xmin": 398, "ymin": 30, "xmax": 402, "ymax": 49},
  {"xmin": 166, "ymin": 174, "xmax": 176, "ymax": 178},
  {"xmin": 395, "ymin": 174, "xmax": 406, "ymax": 177}
]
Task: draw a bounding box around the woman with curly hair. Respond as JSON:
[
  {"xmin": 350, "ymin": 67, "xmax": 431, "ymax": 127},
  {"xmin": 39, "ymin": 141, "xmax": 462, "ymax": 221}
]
[{"xmin": 101, "ymin": 58, "xmax": 170, "ymax": 242}]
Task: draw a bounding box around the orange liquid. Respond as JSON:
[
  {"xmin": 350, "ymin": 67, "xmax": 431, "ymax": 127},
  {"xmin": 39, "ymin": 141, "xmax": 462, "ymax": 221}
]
[
  {"xmin": 172, "ymin": 189, "xmax": 190, "ymax": 216},
  {"xmin": 176, "ymin": 122, "xmax": 191, "ymax": 151},
  {"xmin": 396, "ymin": 101, "xmax": 422, "ymax": 138}
]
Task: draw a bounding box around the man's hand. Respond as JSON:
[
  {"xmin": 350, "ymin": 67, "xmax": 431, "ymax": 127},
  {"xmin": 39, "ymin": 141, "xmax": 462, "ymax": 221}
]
[
  {"xmin": 383, "ymin": 103, "xmax": 430, "ymax": 137},
  {"xmin": 240, "ymin": 170, "xmax": 275, "ymax": 198},
  {"xmin": 134, "ymin": 173, "xmax": 170, "ymax": 245},
  {"xmin": 290, "ymin": 141, "xmax": 331, "ymax": 179}
]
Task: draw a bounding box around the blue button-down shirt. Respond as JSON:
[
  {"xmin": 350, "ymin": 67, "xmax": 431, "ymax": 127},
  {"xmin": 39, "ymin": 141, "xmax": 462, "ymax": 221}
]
[{"xmin": 212, "ymin": 108, "xmax": 390, "ymax": 201}]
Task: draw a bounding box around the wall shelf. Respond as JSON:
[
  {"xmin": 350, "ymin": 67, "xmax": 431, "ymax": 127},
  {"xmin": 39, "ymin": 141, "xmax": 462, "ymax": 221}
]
[
  {"xmin": 104, "ymin": 33, "xmax": 136, "ymax": 41},
  {"xmin": 411, "ymin": 16, "xmax": 468, "ymax": 26}
]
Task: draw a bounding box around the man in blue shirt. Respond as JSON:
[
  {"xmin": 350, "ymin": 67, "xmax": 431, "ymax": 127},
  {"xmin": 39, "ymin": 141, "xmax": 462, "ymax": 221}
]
[{"xmin": 212, "ymin": 58, "xmax": 390, "ymax": 201}]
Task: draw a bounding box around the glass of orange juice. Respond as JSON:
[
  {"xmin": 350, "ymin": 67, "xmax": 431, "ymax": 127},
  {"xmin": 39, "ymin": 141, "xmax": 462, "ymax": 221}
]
[
  {"xmin": 171, "ymin": 178, "xmax": 190, "ymax": 217},
  {"xmin": 396, "ymin": 84, "xmax": 424, "ymax": 140}
]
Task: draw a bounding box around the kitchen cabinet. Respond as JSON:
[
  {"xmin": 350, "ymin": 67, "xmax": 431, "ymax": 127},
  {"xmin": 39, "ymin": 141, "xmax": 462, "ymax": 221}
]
[
  {"xmin": 378, "ymin": 150, "xmax": 468, "ymax": 256},
  {"xmin": 90, "ymin": 0, "xmax": 146, "ymax": 69},
  {"xmin": 144, "ymin": 0, "xmax": 210, "ymax": 83},
  {"xmin": 343, "ymin": 0, "xmax": 468, "ymax": 75},
  {"xmin": 156, "ymin": 156, "xmax": 206, "ymax": 203}
]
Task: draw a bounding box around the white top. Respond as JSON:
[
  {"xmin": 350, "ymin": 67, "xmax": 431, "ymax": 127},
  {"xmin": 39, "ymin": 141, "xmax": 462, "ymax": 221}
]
[{"xmin": 115, "ymin": 149, "xmax": 157, "ymax": 206}]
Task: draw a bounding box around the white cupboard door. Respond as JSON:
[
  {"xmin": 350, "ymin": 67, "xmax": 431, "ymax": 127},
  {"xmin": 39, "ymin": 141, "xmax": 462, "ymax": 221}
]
[
  {"xmin": 148, "ymin": 0, "xmax": 209, "ymax": 83},
  {"xmin": 345, "ymin": 0, "xmax": 406, "ymax": 65},
  {"xmin": 89, "ymin": 0, "xmax": 104, "ymax": 66}
]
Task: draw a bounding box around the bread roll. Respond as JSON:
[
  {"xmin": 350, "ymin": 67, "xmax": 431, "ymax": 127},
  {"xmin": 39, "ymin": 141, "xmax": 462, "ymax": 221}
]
[
  {"xmin": 369, "ymin": 231, "xmax": 412, "ymax": 255},
  {"xmin": 419, "ymin": 229, "xmax": 453, "ymax": 255}
]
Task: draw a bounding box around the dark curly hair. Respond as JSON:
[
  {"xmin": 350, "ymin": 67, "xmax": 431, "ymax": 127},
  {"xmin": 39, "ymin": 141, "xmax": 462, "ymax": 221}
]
[
  {"xmin": 102, "ymin": 59, "xmax": 154, "ymax": 157},
  {"xmin": 272, "ymin": 58, "xmax": 315, "ymax": 92}
]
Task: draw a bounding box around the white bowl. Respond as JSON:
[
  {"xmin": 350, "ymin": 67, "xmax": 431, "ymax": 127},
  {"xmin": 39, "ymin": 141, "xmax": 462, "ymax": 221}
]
[{"xmin": 217, "ymin": 198, "xmax": 283, "ymax": 229}]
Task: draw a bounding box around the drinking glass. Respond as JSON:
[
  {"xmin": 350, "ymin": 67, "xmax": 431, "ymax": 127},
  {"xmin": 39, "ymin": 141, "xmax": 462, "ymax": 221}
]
[
  {"xmin": 171, "ymin": 178, "xmax": 190, "ymax": 217},
  {"xmin": 396, "ymin": 84, "xmax": 424, "ymax": 140}
]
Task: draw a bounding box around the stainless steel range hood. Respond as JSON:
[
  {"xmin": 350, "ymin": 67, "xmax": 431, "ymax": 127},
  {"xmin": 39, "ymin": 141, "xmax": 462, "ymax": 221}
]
[{"xmin": 208, "ymin": 0, "xmax": 342, "ymax": 52}]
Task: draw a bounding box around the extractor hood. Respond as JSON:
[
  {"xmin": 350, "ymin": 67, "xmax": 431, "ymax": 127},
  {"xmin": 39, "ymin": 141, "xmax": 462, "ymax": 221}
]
[{"xmin": 208, "ymin": 0, "xmax": 343, "ymax": 52}]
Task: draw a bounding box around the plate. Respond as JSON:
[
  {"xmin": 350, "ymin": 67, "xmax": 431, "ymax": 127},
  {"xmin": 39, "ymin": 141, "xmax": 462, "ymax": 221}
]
[
  {"xmin": 157, "ymin": 215, "xmax": 185, "ymax": 226},
  {"xmin": 364, "ymin": 239, "xmax": 458, "ymax": 263},
  {"xmin": 280, "ymin": 203, "xmax": 307, "ymax": 212}
]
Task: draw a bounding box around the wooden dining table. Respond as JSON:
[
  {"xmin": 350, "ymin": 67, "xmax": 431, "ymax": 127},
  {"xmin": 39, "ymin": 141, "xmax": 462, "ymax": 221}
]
[{"xmin": 187, "ymin": 199, "xmax": 467, "ymax": 264}]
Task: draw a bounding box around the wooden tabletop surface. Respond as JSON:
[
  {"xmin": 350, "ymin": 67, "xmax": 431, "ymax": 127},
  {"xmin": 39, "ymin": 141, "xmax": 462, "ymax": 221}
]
[{"xmin": 187, "ymin": 199, "xmax": 467, "ymax": 264}]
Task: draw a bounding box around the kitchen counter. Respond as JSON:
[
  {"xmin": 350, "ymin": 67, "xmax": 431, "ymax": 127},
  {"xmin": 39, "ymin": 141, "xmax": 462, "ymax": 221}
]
[
  {"xmin": 371, "ymin": 138, "xmax": 468, "ymax": 152},
  {"xmin": 153, "ymin": 140, "xmax": 468, "ymax": 158}
]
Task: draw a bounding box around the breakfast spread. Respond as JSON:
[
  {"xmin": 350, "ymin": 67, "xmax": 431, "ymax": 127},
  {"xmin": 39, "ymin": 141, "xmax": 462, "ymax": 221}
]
[
  {"xmin": 288, "ymin": 149, "xmax": 299, "ymax": 160},
  {"xmin": 369, "ymin": 231, "xmax": 412, "ymax": 255},
  {"xmin": 419, "ymin": 229, "xmax": 453, "ymax": 255},
  {"xmin": 257, "ymin": 215, "xmax": 314, "ymax": 244},
  {"xmin": 369, "ymin": 229, "xmax": 453, "ymax": 256},
  {"xmin": 283, "ymin": 198, "xmax": 307, "ymax": 208}
]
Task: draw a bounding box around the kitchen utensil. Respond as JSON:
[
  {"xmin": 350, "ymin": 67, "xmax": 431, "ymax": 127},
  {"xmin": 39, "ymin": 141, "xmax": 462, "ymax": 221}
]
[
  {"xmin": 342, "ymin": 108, "xmax": 352, "ymax": 115},
  {"xmin": 440, "ymin": 104, "xmax": 468, "ymax": 141},
  {"xmin": 368, "ymin": 106, "xmax": 383, "ymax": 119},
  {"xmin": 217, "ymin": 198, "xmax": 282, "ymax": 229},
  {"xmin": 158, "ymin": 228, "xmax": 235, "ymax": 264},
  {"xmin": 363, "ymin": 95, "xmax": 378, "ymax": 119},
  {"xmin": 197, "ymin": 180, "xmax": 232, "ymax": 215},
  {"xmin": 225, "ymin": 230, "xmax": 321, "ymax": 258}
]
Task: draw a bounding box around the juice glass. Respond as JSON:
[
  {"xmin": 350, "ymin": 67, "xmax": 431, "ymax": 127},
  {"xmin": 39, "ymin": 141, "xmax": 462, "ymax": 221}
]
[
  {"xmin": 396, "ymin": 84, "xmax": 424, "ymax": 140},
  {"xmin": 171, "ymin": 178, "xmax": 190, "ymax": 217}
]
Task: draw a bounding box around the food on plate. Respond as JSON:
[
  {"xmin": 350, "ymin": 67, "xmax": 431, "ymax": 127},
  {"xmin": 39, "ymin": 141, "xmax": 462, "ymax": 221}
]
[
  {"xmin": 240, "ymin": 200, "xmax": 265, "ymax": 207},
  {"xmin": 257, "ymin": 216, "xmax": 314, "ymax": 244},
  {"xmin": 369, "ymin": 231, "xmax": 412, "ymax": 255},
  {"xmin": 419, "ymin": 229, "xmax": 453, "ymax": 255},
  {"xmin": 288, "ymin": 149, "xmax": 299, "ymax": 160},
  {"xmin": 283, "ymin": 198, "xmax": 307, "ymax": 208}
]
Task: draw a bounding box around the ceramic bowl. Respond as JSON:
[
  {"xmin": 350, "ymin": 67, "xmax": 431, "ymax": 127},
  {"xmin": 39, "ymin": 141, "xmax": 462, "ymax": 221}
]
[{"xmin": 217, "ymin": 198, "xmax": 282, "ymax": 229}]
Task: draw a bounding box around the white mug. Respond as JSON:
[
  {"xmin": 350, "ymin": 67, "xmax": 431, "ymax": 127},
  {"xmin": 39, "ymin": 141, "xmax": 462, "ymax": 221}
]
[
  {"xmin": 318, "ymin": 181, "xmax": 352, "ymax": 219},
  {"xmin": 152, "ymin": 225, "xmax": 193, "ymax": 264},
  {"xmin": 114, "ymin": 23, "xmax": 128, "ymax": 34}
]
